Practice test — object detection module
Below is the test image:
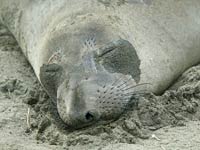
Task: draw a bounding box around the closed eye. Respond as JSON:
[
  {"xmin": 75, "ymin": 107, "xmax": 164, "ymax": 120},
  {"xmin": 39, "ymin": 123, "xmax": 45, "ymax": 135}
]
[{"xmin": 95, "ymin": 39, "xmax": 141, "ymax": 83}]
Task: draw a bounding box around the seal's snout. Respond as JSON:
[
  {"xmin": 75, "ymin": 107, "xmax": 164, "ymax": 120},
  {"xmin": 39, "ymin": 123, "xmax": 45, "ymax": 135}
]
[
  {"xmin": 85, "ymin": 110, "xmax": 97, "ymax": 121},
  {"xmin": 68, "ymin": 109, "xmax": 99, "ymax": 126},
  {"xmin": 71, "ymin": 109, "xmax": 99, "ymax": 125},
  {"xmin": 56, "ymin": 72, "xmax": 148, "ymax": 129},
  {"xmin": 56, "ymin": 77, "xmax": 102, "ymax": 128}
]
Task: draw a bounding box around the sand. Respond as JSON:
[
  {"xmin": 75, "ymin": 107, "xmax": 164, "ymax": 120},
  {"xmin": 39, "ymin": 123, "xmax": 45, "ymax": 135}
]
[{"xmin": 0, "ymin": 24, "xmax": 200, "ymax": 150}]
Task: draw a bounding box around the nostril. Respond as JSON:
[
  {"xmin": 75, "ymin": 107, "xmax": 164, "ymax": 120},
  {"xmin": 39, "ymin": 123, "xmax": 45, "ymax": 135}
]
[{"xmin": 85, "ymin": 111, "xmax": 94, "ymax": 121}]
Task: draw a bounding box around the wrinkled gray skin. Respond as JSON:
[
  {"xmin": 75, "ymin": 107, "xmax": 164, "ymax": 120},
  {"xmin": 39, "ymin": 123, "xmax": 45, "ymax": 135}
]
[{"xmin": 1, "ymin": 0, "xmax": 200, "ymax": 129}]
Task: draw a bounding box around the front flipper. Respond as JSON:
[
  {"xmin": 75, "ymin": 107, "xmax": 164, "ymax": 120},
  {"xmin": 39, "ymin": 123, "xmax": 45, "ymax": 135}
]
[{"xmin": 39, "ymin": 63, "xmax": 64, "ymax": 100}]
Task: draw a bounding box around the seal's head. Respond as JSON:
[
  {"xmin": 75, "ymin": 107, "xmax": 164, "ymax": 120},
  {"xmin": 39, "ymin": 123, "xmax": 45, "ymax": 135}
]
[
  {"xmin": 54, "ymin": 37, "xmax": 144, "ymax": 129},
  {"xmin": 56, "ymin": 71, "xmax": 139, "ymax": 129},
  {"xmin": 40, "ymin": 38, "xmax": 143, "ymax": 129}
]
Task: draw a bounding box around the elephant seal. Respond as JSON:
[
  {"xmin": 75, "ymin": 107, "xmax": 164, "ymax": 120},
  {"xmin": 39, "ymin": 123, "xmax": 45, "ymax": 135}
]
[{"xmin": 0, "ymin": 0, "xmax": 200, "ymax": 128}]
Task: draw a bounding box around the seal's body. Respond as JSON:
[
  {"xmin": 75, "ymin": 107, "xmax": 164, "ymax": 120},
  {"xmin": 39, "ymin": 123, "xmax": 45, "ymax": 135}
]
[{"xmin": 1, "ymin": 0, "xmax": 200, "ymax": 128}]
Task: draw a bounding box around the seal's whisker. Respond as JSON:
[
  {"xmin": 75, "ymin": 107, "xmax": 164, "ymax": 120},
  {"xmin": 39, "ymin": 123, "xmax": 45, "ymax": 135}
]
[
  {"xmin": 116, "ymin": 76, "xmax": 133, "ymax": 89},
  {"xmin": 111, "ymin": 91, "xmax": 148, "ymax": 99},
  {"xmin": 115, "ymin": 97, "xmax": 133, "ymax": 103},
  {"xmin": 121, "ymin": 83, "xmax": 151, "ymax": 91},
  {"xmin": 110, "ymin": 91, "xmax": 148, "ymax": 101},
  {"xmin": 123, "ymin": 89, "xmax": 149, "ymax": 94},
  {"xmin": 101, "ymin": 84, "xmax": 113, "ymax": 96},
  {"xmin": 96, "ymin": 85, "xmax": 112, "ymax": 101},
  {"xmin": 116, "ymin": 81, "xmax": 133, "ymax": 91},
  {"xmin": 111, "ymin": 75, "xmax": 127, "ymax": 87},
  {"xmin": 111, "ymin": 71, "xmax": 142, "ymax": 89},
  {"xmin": 122, "ymin": 91, "xmax": 149, "ymax": 97},
  {"xmin": 99, "ymin": 78, "xmax": 124, "ymax": 99},
  {"xmin": 111, "ymin": 76, "xmax": 123, "ymax": 87},
  {"xmin": 121, "ymin": 82, "xmax": 151, "ymax": 91}
]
